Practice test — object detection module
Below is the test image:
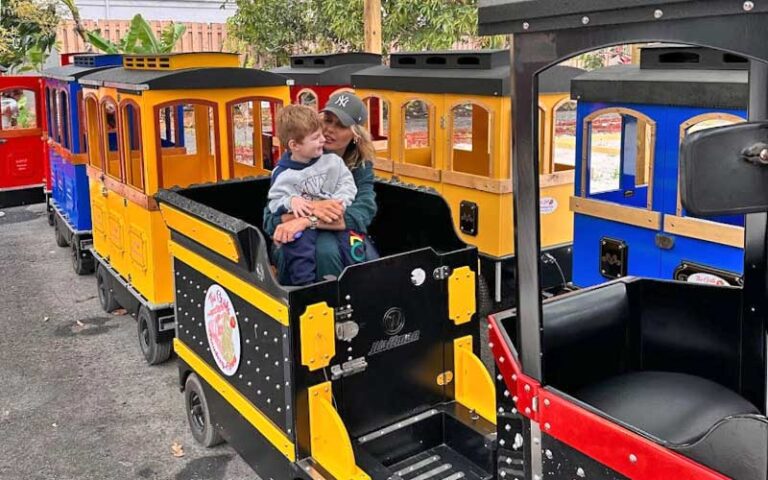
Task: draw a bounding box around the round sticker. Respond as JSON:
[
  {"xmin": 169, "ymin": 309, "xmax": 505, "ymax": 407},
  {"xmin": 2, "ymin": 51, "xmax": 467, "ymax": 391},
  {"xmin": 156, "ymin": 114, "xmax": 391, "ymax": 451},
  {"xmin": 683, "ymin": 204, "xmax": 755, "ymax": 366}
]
[
  {"xmin": 540, "ymin": 197, "xmax": 558, "ymax": 215},
  {"xmin": 204, "ymin": 285, "xmax": 241, "ymax": 376},
  {"xmin": 687, "ymin": 272, "xmax": 729, "ymax": 287}
]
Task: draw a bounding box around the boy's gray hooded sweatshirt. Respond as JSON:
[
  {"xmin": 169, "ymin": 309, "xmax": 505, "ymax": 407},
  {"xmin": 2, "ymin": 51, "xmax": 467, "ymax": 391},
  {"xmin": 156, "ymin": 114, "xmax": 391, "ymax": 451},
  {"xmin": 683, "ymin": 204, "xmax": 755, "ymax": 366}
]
[{"xmin": 267, "ymin": 151, "xmax": 357, "ymax": 215}]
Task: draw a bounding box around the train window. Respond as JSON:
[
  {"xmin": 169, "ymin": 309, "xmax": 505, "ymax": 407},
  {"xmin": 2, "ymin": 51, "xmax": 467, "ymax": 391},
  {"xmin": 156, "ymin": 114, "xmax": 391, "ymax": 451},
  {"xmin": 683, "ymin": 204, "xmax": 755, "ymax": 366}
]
[
  {"xmin": 297, "ymin": 90, "xmax": 318, "ymax": 110},
  {"xmin": 552, "ymin": 100, "xmax": 577, "ymax": 172},
  {"xmin": 157, "ymin": 102, "xmax": 219, "ymax": 188},
  {"xmin": 101, "ymin": 99, "xmax": 122, "ymax": 180},
  {"xmin": 260, "ymin": 100, "xmax": 279, "ymax": 170},
  {"xmin": 364, "ymin": 96, "xmax": 390, "ymax": 160},
  {"xmin": 45, "ymin": 87, "xmax": 54, "ymax": 136},
  {"xmin": 48, "ymin": 89, "xmax": 58, "ymax": 141},
  {"xmin": 0, "ymin": 89, "xmax": 37, "ymax": 131},
  {"xmin": 685, "ymin": 117, "xmax": 741, "ymax": 135},
  {"xmin": 402, "ymin": 99, "xmax": 433, "ymax": 167},
  {"xmin": 58, "ymin": 90, "xmax": 70, "ymax": 150},
  {"xmin": 450, "ymin": 102, "xmax": 491, "ymax": 177},
  {"xmin": 77, "ymin": 92, "xmax": 86, "ymax": 153},
  {"xmin": 120, "ymin": 102, "xmax": 144, "ymax": 191},
  {"xmin": 84, "ymin": 96, "xmax": 102, "ymax": 170},
  {"xmin": 584, "ymin": 109, "xmax": 654, "ymax": 207},
  {"xmin": 231, "ymin": 100, "xmax": 256, "ymax": 167}
]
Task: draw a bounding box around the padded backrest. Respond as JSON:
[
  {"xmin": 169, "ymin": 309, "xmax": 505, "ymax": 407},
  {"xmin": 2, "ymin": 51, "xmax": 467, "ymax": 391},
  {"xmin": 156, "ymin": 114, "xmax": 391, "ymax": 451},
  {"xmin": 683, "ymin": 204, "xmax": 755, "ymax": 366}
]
[{"xmin": 542, "ymin": 282, "xmax": 631, "ymax": 392}]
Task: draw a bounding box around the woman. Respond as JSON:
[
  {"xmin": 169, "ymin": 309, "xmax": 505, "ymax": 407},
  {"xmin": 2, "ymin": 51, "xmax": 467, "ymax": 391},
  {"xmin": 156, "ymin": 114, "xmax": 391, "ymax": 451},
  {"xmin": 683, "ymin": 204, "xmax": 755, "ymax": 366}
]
[{"xmin": 264, "ymin": 92, "xmax": 378, "ymax": 281}]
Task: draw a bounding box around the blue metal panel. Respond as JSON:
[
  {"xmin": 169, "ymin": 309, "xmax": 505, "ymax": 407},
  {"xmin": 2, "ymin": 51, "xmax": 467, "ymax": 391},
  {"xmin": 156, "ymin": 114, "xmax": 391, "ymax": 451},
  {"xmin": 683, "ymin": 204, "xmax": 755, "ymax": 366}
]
[
  {"xmin": 572, "ymin": 214, "xmax": 660, "ymax": 287},
  {"xmin": 660, "ymin": 236, "xmax": 744, "ymax": 278}
]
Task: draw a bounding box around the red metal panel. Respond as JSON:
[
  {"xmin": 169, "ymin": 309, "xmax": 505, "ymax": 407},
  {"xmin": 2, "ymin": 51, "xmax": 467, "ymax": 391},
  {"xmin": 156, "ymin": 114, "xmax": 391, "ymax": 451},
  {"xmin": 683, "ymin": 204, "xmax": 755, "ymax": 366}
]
[
  {"xmin": 0, "ymin": 76, "xmax": 46, "ymax": 192},
  {"xmin": 486, "ymin": 314, "xmax": 730, "ymax": 480}
]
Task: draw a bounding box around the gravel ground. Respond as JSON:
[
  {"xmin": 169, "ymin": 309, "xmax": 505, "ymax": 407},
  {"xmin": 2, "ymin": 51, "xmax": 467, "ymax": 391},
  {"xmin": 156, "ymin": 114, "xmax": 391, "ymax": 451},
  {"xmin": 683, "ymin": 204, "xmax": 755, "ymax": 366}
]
[{"xmin": 0, "ymin": 203, "xmax": 258, "ymax": 480}]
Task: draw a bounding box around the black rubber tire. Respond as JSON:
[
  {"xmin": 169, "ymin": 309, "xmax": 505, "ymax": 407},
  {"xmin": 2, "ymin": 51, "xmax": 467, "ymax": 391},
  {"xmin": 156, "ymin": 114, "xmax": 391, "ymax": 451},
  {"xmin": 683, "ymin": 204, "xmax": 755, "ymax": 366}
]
[
  {"xmin": 54, "ymin": 220, "xmax": 68, "ymax": 247},
  {"xmin": 71, "ymin": 241, "xmax": 95, "ymax": 275},
  {"xmin": 478, "ymin": 274, "xmax": 494, "ymax": 318},
  {"xmin": 184, "ymin": 373, "xmax": 224, "ymax": 447},
  {"xmin": 96, "ymin": 264, "xmax": 119, "ymax": 313},
  {"xmin": 138, "ymin": 306, "xmax": 172, "ymax": 365}
]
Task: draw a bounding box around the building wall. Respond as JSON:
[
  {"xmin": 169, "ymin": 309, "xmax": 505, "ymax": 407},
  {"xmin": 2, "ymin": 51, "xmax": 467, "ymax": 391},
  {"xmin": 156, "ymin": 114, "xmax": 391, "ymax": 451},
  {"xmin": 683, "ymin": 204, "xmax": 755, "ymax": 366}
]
[{"xmin": 76, "ymin": 0, "xmax": 236, "ymax": 23}]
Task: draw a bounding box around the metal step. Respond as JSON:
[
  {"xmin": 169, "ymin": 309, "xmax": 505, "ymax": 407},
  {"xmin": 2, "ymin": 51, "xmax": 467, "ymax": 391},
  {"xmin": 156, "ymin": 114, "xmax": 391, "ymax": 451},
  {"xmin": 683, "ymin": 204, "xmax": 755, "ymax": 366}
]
[{"xmin": 389, "ymin": 444, "xmax": 491, "ymax": 480}]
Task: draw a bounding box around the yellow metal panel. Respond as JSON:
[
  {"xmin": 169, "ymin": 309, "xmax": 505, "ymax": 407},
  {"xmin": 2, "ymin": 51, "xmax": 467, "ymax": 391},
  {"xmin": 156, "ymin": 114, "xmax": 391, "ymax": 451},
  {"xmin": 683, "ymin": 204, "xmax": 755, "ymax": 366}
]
[
  {"xmin": 300, "ymin": 303, "xmax": 336, "ymax": 371},
  {"xmin": 123, "ymin": 52, "xmax": 239, "ymax": 70},
  {"xmin": 540, "ymin": 180, "xmax": 575, "ymax": 248},
  {"xmin": 174, "ymin": 339, "xmax": 296, "ymax": 461},
  {"xmin": 160, "ymin": 204, "xmax": 240, "ymax": 262},
  {"xmin": 170, "ymin": 241, "xmax": 289, "ymax": 325},
  {"xmin": 453, "ymin": 336, "xmax": 496, "ymax": 424},
  {"xmin": 449, "ymin": 266, "xmax": 476, "ymax": 325},
  {"xmin": 308, "ymin": 382, "xmax": 370, "ymax": 480}
]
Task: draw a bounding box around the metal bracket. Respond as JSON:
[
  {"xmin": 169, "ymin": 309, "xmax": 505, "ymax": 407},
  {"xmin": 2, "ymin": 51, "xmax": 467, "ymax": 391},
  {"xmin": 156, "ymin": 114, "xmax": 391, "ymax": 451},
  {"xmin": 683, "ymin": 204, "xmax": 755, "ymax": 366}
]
[
  {"xmin": 433, "ymin": 265, "xmax": 451, "ymax": 280},
  {"xmin": 300, "ymin": 303, "xmax": 336, "ymax": 371}
]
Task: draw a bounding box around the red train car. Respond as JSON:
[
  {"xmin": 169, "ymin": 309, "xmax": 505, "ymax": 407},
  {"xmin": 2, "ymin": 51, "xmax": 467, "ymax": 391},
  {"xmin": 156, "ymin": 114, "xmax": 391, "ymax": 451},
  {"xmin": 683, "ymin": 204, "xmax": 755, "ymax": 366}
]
[
  {"xmin": 272, "ymin": 52, "xmax": 380, "ymax": 109},
  {"xmin": 0, "ymin": 75, "xmax": 46, "ymax": 207}
]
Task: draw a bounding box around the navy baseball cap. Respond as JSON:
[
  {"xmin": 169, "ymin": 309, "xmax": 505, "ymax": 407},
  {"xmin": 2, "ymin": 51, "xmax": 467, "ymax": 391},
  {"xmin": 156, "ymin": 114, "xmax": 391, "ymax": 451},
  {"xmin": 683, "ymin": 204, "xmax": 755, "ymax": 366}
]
[{"xmin": 322, "ymin": 92, "xmax": 368, "ymax": 127}]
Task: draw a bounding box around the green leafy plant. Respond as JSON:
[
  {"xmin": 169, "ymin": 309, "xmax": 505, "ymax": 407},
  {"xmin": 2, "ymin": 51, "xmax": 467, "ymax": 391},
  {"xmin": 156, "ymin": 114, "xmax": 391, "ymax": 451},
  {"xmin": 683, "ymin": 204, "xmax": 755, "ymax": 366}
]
[
  {"xmin": 0, "ymin": 0, "xmax": 60, "ymax": 72},
  {"xmin": 85, "ymin": 14, "xmax": 186, "ymax": 54}
]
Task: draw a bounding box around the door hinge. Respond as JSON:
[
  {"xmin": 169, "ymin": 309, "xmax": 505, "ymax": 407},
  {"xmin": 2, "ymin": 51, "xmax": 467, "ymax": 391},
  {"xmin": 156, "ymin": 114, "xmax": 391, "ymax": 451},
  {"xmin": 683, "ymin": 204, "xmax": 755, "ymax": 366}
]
[{"xmin": 433, "ymin": 266, "xmax": 451, "ymax": 280}]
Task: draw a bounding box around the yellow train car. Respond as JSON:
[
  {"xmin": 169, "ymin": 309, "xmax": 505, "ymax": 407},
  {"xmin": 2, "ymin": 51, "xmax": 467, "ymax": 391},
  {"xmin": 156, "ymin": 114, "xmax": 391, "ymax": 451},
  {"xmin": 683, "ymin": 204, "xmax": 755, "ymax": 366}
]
[
  {"xmin": 78, "ymin": 53, "xmax": 290, "ymax": 364},
  {"xmin": 352, "ymin": 50, "xmax": 583, "ymax": 310}
]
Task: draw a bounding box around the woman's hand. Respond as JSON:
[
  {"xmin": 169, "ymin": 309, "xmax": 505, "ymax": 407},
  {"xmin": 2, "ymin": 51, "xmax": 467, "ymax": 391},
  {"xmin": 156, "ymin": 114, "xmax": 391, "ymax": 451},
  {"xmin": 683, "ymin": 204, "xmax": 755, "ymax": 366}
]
[
  {"xmin": 273, "ymin": 217, "xmax": 310, "ymax": 245},
  {"xmin": 311, "ymin": 199, "xmax": 345, "ymax": 223}
]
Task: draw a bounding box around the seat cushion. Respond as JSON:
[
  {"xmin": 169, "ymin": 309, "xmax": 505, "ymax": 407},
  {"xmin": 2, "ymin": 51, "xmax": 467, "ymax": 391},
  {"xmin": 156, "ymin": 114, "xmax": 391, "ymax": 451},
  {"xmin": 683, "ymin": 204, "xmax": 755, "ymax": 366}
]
[{"xmin": 576, "ymin": 371, "xmax": 760, "ymax": 445}]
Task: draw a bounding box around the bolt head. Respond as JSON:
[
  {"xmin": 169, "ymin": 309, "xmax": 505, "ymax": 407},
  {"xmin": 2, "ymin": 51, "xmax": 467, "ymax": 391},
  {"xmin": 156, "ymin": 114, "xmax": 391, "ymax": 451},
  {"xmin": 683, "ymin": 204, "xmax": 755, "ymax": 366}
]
[
  {"xmin": 760, "ymin": 148, "xmax": 768, "ymax": 161},
  {"xmin": 745, "ymin": 1, "xmax": 755, "ymax": 11},
  {"xmin": 577, "ymin": 467, "xmax": 586, "ymax": 478},
  {"xmin": 581, "ymin": 16, "xmax": 590, "ymax": 25},
  {"xmin": 522, "ymin": 21, "xmax": 530, "ymax": 30},
  {"xmin": 629, "ymin": 453, "xmax": 638, "ymax": 464},
  {"xmin": 653, "ymin": 9, "xmax": 663, "ymax": 18},
  {"xmin": 545, "ymin": 449, "xmax": 553, "ymax": 459}
]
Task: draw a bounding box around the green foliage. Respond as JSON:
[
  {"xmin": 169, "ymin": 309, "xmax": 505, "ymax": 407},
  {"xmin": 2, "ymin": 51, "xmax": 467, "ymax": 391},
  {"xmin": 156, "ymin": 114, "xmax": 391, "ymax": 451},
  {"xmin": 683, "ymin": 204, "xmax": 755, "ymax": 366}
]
[
  {"xmin": 86, "ymin": 14, "xmax": 186, "ymax": 54},
  {"xmin": 227, "ymin": 0, "xmax": 502, "ymax": 68},
  {"xmin": 0, "ymin": 0, "xmax": 60, "ymax": 72}
]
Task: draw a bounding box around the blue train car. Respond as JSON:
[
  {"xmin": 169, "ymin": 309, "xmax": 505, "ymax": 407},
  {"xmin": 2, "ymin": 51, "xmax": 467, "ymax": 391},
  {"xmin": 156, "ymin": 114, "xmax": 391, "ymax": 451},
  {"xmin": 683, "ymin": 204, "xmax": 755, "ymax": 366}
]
[
  {"xmin": 42, "ymin": 54, "xmax": 122, "ymax": 274},
  {"xmin": 571, "ymin": 45, "xmax": 747, "ymax": 287}
]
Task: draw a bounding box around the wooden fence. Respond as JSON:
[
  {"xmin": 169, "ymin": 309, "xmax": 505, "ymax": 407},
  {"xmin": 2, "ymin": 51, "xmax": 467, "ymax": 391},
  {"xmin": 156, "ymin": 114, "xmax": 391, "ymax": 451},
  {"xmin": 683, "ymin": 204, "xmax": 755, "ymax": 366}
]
[{"xmin": 56, "ymin": 20, "xmax": 231, "ymax": 54}]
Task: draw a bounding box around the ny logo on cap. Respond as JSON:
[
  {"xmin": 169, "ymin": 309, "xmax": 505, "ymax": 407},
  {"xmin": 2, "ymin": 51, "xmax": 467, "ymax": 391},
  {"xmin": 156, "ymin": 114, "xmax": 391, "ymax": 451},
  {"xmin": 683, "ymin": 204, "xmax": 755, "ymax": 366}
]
[{"xmin": 335, "ymin": 95, "xmax": 350, "ymax": 108}]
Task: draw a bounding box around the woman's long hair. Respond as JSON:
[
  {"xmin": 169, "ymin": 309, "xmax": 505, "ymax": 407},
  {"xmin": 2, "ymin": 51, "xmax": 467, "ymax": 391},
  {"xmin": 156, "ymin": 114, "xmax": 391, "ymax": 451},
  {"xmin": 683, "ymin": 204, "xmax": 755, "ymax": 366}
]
[{"xmin": 344, "ymin": 124, "xmax": 376, "ymax": 170}]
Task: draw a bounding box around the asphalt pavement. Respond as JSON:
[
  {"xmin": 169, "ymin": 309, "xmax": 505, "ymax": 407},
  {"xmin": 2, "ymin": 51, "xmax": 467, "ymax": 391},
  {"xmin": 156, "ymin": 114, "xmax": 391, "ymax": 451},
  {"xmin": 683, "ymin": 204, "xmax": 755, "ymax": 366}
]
[{"xmin": 0, "ymin": 203, "xmax": 258, "ymax": 480}]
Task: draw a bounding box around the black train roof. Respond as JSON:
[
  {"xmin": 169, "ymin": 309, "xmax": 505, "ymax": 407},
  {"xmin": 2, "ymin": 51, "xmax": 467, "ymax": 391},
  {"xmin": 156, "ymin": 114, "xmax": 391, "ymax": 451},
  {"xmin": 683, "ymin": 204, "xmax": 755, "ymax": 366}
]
[
  {"xmin": 571, "ymin": 45, "xmax": 748, "ymax": 109},
  {"xmin": 478, "ymin": 0, "xmax": 762, "ymax": 35},
  {"xmin": 352, "ymin": 50, "xmax": 584, "ymax": 96},
  {"xmin": 271, "ymin": 53, "xmax": 381, "ymax": 86},
  {"xmin": 79, "ymin": 67, "xmax": 289, "ymax": 92}
]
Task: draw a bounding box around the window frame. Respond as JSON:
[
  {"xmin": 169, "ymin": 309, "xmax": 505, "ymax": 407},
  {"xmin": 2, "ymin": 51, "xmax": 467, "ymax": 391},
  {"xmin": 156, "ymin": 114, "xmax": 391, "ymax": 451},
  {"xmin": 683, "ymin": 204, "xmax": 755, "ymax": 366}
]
[
  {"xmin": 397, "ymin": 97, "xmax": 438, "ymax": 181},
  {"xmin": 153, "ymin": 98, "xmax": 222, "ymax": 188},
  {"xmin": 296, "ymin": 89, "xmax": 319, "ymax": 111},
  {"xmin": 447, "ymin": 99, "xmax": 495, "ymax": 178},
  {"xmin": 550, "ymin": 98, "xmax": 579, "ymax": 174},
  {"xmin": 57, "ymin": 87, "xmax": 72, "ymax": 150},
  {"xmin": 580, "ymin": 106, "xmax": 657, "ymax": 211},
  {"xmin": 0, "ymin": 86, "xmax": 41, "ymax": 134},
  {"xmin": 118, "ymin": 99, "xmax": 145, "ymax": 192},
  {"xmin": 362, "ymin": 93, "xmax": 393, "ymax": 172},
  {"xmin": 83, "ymin": 93, "xmax": 104, "ymax": 170},
  {"xmin": 225, "ymin": 96, "xmax": 284, "ymax": 174},
  {"xmin": 99, "ymin": 95, "xmax": 123, "ymax": 181}
]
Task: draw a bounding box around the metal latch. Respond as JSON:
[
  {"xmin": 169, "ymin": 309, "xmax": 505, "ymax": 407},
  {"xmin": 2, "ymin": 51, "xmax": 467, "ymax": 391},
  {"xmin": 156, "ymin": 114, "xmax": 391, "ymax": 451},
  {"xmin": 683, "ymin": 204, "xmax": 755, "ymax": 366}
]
[
  {"xmin": 330, "ymin": 357, "xmax": 368, "ymax": 380},
  {"xmin": 433, "ymin": 266, "xmax": 451, "ymax": 280}
]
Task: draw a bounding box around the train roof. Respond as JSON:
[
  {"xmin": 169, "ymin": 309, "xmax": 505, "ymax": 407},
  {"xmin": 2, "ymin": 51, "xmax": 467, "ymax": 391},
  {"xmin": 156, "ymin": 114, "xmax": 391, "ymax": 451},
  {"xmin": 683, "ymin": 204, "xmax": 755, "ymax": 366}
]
[
  {"xmin": 572, "ymin": 45, "xmax": 748, "ymax": 108},
  {"xmin": 477, "ymin": 0, "xmax": 753, "ymax": 35},
  {"xmin": 271, "ymin": 53, "xmax": 381, "ymax": 86},
  {"xmin": 42, "ymin": 54, "xmax": 123, "ymax": 82},
  {"xmin": 352, "ymin": 49, "xmax": 583, "ymax": 96},
  {"xmin": 79, "ymin": 67, "xmax": 289, "ymax": 93}
]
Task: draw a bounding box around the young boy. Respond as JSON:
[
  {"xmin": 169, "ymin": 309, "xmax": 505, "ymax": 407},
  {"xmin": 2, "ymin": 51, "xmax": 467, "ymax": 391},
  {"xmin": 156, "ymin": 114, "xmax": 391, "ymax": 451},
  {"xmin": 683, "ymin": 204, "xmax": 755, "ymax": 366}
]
[{"xmin": 268, "ymin": 105, "xmax": 358, "ymax": 286}]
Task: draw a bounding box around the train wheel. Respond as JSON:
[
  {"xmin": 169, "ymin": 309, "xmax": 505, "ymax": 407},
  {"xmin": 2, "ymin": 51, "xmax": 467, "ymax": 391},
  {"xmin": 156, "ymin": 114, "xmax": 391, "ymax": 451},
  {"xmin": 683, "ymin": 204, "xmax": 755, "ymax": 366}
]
[
  {"xmin": 54, "ymin": 221, "xmax": 68, "ymax": 248},
  {"xmin": 96, "ymin": 265, "xmax": 119, "ymax": 313},
  {"xmin": 138, "ymin": 306, "xmax": 172, "ymax": 365},
  {"xmin": 184, "ymin": 373, "xmax": 223, "ymax": 447},
  {"xmin": 71, "ymin": 242, "xmax": 95, "ymax": 275}
]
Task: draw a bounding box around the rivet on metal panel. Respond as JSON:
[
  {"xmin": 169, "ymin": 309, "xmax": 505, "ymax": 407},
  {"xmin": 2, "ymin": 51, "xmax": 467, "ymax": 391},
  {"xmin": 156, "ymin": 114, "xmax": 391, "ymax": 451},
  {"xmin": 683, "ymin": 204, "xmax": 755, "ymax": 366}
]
[
  {"xmin": 545, "ymin": 449, "xmax": 553, "ymax": 460},
  {"xmin": 581, "ymin": 16, "xmax": 590, "ymax": 25},
  {"xmin": 653, "ymin": 9, "xmax": 663, "ymax": 18},
  {"xmin": 577, "ymin": 467, "xmax": 585, "ymax": 478},
  {"xmin": 522, "ymin": 21, "xmax": 530, "ymax": 30},
  {"xmin": 629, "ymin": 454, "xmax": 638, "ymax": 464},
  {"xmin": 744, "ymin": 1, "xmax": 755, "ymax": 11}
]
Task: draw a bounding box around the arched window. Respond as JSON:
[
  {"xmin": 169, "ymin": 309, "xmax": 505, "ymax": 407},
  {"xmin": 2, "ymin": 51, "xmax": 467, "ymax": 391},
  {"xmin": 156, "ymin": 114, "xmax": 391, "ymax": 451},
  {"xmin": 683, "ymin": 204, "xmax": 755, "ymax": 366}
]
[
  {"xmin": 157, "ymin": 101, "xmax": 220, "ymax": 188},
  {"xmin": 450, "ymin": 102, "xmax": 491, "ymax": 177},
  {"xmin": 552, "ymin": 100, "xmax": 577, "ymax": 172},
  {"xmin": 84, "ymin": 95, "xmax": 102, "ymax": 170},
  {"xmin": 402, "ymin": 99, "xmax": 433, "ymax": 167},
  {"xmin": 100, "ymin": 98, "xmax": 121, "ymax": 180},
  {"xmin": 297, "ymin": 90, "xmax": 318, "ymax": 110},
  {"xmin": 58, "ymin": 90, "xmax": 70, "ymax": 150},
  {"xmin": 582, "ymin": 108, "xmax": 655, "ymax": 209},
  {"xmin": 120, "ymin": 101, "xmax": 144, "ymax": 191},
  {"xmin": 363, "ymin": 95, "xmax": 390, "ymax": 164},
  {"xmin": 229, "ymin": 97, "xmax": 282, "ymax": 172}
]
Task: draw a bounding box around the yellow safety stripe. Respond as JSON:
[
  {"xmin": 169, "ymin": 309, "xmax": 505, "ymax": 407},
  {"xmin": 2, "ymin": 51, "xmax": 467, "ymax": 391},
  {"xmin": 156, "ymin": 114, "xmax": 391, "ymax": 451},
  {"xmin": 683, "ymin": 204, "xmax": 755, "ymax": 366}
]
[
  {"xmin": 160, "ymin": 204, "xmax": 240, "ymax": 262},
  {"xmin": 170, "ymin": 241, "xmax": 289, "ymax": 325},
  {"xmin": 175, "ymin": 339, "xmax": 296, "ymax": 461}
]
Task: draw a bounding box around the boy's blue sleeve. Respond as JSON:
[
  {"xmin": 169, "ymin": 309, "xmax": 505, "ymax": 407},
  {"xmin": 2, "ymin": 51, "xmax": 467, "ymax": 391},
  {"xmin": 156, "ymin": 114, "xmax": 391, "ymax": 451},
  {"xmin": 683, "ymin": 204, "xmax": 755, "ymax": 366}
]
[{"xmin": 344, "ymin": 162, "xmax": 377, "ymax": 233}]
